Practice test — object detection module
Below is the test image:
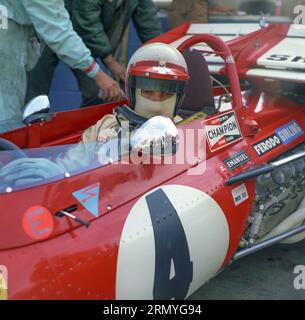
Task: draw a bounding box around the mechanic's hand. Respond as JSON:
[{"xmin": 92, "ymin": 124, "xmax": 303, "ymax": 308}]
[
  {"xmin": 108, "ymin": 61, "xmax": 126, "ymax": 82},
  {"xmin": 0, "ymin": 158, "xmax": 65, "ymax": 187},
  {"xmin": 94, "ymin": 70, "xmax": 123, "ymax": 102},
  {"xmin": 103, "ymin": 54, "xmax": 126, "ymax": 82}
]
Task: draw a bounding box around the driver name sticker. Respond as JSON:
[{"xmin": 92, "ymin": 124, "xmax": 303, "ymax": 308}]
[
  {"xmin": 73, "ymin": 183, "xmax": 100, "ymax": 218},
  {"xmin": 231, "ymin": 183, "xmax": 249, "ymax": 206},
  {"xmin": 224, "ymin": 151, "xmax": 250, "ymax": 171},
  {"xmin": 202, "ymin": 111, "xmax": 243, "ymax": 152},
  {"xmin": 22, "ymin": 206, "xmax": 54, "ymax": 240}
]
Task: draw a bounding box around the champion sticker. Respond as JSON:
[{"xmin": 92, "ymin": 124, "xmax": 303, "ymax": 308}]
[
  {"xmin": 253, "ymin": 134, "xmax": 282, "ymax": 156},
  {"xmin": 275, "ymin": 120, "xmax": 304, "ymax": 145},
  {"xmin": 232, "ymin": 184, "xmax": 249, "ymax": 206},
  {"xmin": 202, "ymin": 111, "xmax": 243, "ymax": 152},
  {"xmin": 73, "ymin": 183, "xmax": 100, "ymax": 218},
  {"xmin": 224, "ymin": 151, "xmax": 250, "ymax": 171},
  {"xmin": 22, "ymin": 206, "xmax": 54, "ymax": 240}
]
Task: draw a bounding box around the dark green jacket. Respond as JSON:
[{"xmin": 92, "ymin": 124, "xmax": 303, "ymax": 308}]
[{"xmin": 71, "ymin": 0, "xmax": 162, "ymax": 59}]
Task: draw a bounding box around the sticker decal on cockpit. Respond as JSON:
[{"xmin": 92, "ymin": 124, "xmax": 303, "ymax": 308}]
[
  {"xmin": 22, "ymin": 206, "xmax": 54, "ymax": 240},
  {"xmin": 231, "ymin": 183, "xmax": 249, "ymax": 206},
  {"xmin": 275, "ymin": 120, "xmax": 304, "ymax": 145},
  {"xmin": 202, "ymin": 111, "xmax": 243, "ymax": 152},
  {"xmin": 73, "ymin": 183, "xmax": 100, "ymax": 218}
]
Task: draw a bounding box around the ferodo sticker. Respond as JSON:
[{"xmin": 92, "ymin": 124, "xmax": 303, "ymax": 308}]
[
  {"xmin": 232, "ymin": 183, "xmax": 249, "ymax": 206},
  {"xmin": 275, "ymin": 120, "xmax": 304, "ymax": 145},
  {"xmin": 253, "ymin": 134, "xmax": 282, "ymax": 156},
  {"xmin": 224, "ymin": 151, "xmax": 250, "ymax": 171},
  {"xmin": 202, "ymin": 111, "xmax": 243, "ymax": 152}
]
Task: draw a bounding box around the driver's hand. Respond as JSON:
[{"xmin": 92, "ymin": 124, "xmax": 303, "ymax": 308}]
[
  {"xmin": 0, "ymin": 158, "xmax": 64, "ymax": 187},
  {"xmin": 94, "ymin": 70, "xmax": 123, "ymax": 102}
]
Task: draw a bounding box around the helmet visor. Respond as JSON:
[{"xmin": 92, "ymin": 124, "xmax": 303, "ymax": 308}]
[{"xmin": 129, "ymin": 76, "xmax": 186, "ymax": 95}]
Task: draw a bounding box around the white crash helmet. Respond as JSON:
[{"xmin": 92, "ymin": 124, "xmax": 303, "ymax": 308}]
[{"xmin": 126, "ymin": 43, "xmax": 189, "ymax": 119}]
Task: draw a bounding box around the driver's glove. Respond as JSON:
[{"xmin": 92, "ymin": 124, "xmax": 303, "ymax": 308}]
[{"xmin": 0, "ymin": 158, "xmax": 65, "ymax": 187}]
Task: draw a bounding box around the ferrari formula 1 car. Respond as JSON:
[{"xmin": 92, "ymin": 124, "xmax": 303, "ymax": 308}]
[{"xmin": 1, "ymin": 22, "xmax": 305, "ymax": 300}]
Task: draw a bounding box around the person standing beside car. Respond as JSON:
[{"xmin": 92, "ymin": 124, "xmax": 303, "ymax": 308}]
[
  {"xmin": 168, "ymin": 0, "xmax": 210, "ymax": 27},
  {"xmin": 26, "ymin": 0, "xmax": 163, "ymax": 108},
  {"xmin": 0, "ymin": 43, "xmax": 189, "ymax": 187},
  {"xmin": 0, "ymin": 0, "xmax": 122, "ymax": 134},
  {"xmin": 167, "ymin": 0, "xmax": 237, "ymax": 29}
]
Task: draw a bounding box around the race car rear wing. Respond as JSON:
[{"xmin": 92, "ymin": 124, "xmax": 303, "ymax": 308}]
[
  {"xmin": 245, "ymin": 25, "xmax": 305, "ymax": 82},
  {"xmin": 166, "ymin": 23, "xmax": 305, "ymax": 84},
  {"xmin": 170, "ymin": 23, "xmax": 262, "ymax": 73}
]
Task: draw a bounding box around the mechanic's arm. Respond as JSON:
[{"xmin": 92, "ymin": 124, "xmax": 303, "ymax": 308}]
[
  {"xmin": 132, "ymin": 0, "xmax": 162, "ymax": 43},
  {"xmin": 72, "ymin": 0, "xmax": 126, "ymax": 82},
  {"xmin": 72, "ymin": 0, "xmax": 112, "ymax": 60},
  {"xmin": 22, "ymin": 0, "xmax": 122, "ymax": 101}
]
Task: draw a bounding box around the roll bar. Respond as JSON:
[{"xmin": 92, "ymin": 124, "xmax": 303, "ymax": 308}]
[{"xmin": 177, "ymin": 34, "xmax": 243, "ymax": 109}]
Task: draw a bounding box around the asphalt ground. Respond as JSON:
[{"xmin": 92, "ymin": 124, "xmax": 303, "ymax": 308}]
[{"xmin": 189, "ymin": 240, "xmax": 305, "ymax": 300}]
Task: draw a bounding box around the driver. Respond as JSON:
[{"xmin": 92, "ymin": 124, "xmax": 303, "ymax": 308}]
[{"xmin": 0, "ymin": 43, "xmax": 189, "ymax": 187}]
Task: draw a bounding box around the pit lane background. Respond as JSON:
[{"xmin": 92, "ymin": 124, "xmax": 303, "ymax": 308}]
[
  {"xmin": 49, "ymin": 0, "xmax": 285, "ymax": 112},
  {"xmin": 46, "ymin": 2, "xmax": 305, "ymax": 299}
]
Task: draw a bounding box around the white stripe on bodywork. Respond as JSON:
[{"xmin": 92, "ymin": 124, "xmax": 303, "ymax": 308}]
[
  {"xmin": 187, "ymin": 23, "xmax": 261, "ymax": 37},
  {"xmin": 287, "ymin": 24, "xmax": 305, "ymax": 37},
  {"xmin": 116, "ymin": 185, "xmax": 229, "ymax": 300}
]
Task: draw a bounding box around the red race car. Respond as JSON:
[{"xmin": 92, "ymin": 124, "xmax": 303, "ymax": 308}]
[{"xmin": 1, "ymin": 22, "xmax": 305, "ymax": 300}]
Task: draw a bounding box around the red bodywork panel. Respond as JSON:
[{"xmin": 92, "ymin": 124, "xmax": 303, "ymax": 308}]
[{"xmin": 1, "ymin": 24, "xmax": 305, "ymax": 299}]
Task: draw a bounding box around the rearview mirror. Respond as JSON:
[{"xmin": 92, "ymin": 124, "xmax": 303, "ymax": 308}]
[
  {"xmin": 130, "ymin": 116, "xmax": 179, "ymax": 156},
  {"xmin": 23, "ymin": 95, "xmax": 51, "ymax": 125}
]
